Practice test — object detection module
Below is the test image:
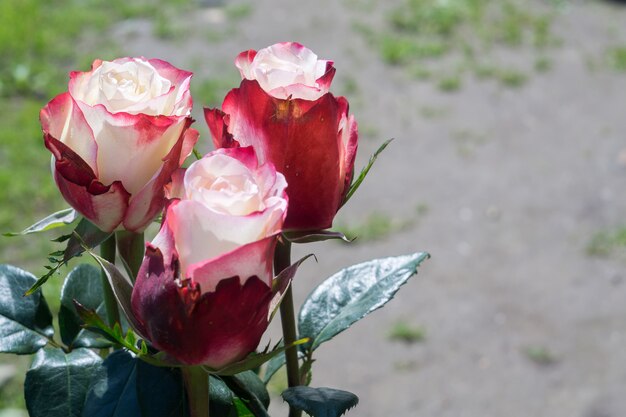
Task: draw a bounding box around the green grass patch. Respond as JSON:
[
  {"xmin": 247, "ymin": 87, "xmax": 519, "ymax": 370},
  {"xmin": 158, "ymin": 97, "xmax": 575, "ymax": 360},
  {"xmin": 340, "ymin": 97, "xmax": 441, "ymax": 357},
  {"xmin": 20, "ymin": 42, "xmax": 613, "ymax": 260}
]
[
  {"xmin": 523, "ymin": 346, "xmax": 557, "ymax": 366},
  {"xmin": 388, "ymin": 321, "xmax": 426, "ymax": 344},
  {"xmin": 607, "ymin": 46, "xmax": 626, "ymax": 72},
  {"xmin": 587, "ymin": 227, "xmax": 626, "ymax": 257},
  {"xmin": 361, "ymin": 0, "xmax": 559, "ymax": 91}
]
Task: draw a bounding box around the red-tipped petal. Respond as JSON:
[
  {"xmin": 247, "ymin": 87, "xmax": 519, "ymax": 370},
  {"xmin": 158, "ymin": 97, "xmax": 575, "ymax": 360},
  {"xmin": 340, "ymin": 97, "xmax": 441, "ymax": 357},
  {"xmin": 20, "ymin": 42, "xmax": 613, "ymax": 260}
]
[
  {"xmin": 46, "ymin": 134, "xmax": 130, "ymax": 232},
  {"xmin": 131, "ymin": 245, "xmax": 274, "ymax": 367},
  {"xmin": 40, "ymin": 93, "xmax": 98, "ymax": 173},
  {"xmin": 123, "ymin": 122, "xmax": 198, "ymax": 232},
  {"xmin": 204, "ymin": 107, "xmax": 239, "ymax": 149}
]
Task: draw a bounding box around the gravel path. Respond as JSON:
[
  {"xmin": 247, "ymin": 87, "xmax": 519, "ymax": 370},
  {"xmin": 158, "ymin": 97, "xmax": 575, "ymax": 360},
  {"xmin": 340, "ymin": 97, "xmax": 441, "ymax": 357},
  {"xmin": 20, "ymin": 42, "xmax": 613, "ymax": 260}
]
[{"xmin": 115, "ymin": 1, "xmax": 626, "ymax": 415}]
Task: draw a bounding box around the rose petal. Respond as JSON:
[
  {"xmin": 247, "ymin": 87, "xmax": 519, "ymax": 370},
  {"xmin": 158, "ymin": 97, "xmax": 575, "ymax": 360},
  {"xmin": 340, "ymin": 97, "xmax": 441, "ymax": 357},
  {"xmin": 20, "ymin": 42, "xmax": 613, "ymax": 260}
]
[
  {"xmin": 131, "ymin": 244, "xmax": 274, "ymax": 367},
  {"xmin": 217, "ymin": 80, "xmax": 344, "ymax": 230},
  {"xmin": 40, "ymin": 93, "xmax": 98, "ymax": 173},
  {"xmin": 75, "ymin": 100, "xmax": 187, "ymax": 195},
  {"xmin": 123, "ymin": 122, "xmax": 198, "ymax": 232},
  {"xmin": 45, "ymin": 134, "xmax": 130, "ymax": 232}
]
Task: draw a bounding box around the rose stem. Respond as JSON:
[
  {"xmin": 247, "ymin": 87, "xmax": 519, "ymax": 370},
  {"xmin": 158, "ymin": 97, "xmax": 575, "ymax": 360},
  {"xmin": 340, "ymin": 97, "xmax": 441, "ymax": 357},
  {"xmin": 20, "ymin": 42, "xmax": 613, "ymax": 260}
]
[
  {"xmin": 182, "ymin": 366, "xmax": 210, "ymax": 417},
  {"xmin": 115, "ymin": 231, "xmax": 145, "ymax": 283},
  {"xmin": 275, "ymin": 239, "xmax": 302, "ymax": 417},
  {"xmin": 100, "ymin": 235, "xmax": 121, "ymax": 328}
]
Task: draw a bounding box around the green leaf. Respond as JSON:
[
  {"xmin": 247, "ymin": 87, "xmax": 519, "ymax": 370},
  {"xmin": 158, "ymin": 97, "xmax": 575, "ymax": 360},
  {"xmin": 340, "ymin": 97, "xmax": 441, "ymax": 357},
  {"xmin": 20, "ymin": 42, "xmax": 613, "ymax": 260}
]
[
  {"xmin": 59, "ymin": 264, "xmax": 111, "ymax": 349},
  {"xmin": 24, "ymin": 347, "xmax": 102, "ymax": 417},
  {"xmin": 262, "ymin": 345, "xmax": 285, "ymax": 384},
  {"xmin": 221, "ymin": 371, "xmax": 270, "ymax": 417},
  {"xmin": 283, "ymin": 230, "xmax": 352, "ymax": 244},
  {"xmin": 209, "ymin": 376, "xmax": 236, "ymax": 417},
  {"xmin": 0, "ymin": 265, "xmax": 54, "ymax": 354},
  {"xmin": 342, "ymin": 139, "xmax": 392, "ymax": 206},
  {"xmin": 136, "ymin": 358, "xmax": 187, "ymax": 417},
  {"xmin": 281, "ymin": 386, "xmax": 358, "ymax": 417},
  {"xmin": 26, "ymin": 218, "xmax": 112, "ymax": 295},
  {"xmin": 83, "ymin": 350, "xmax": 188, "ymax": 417},
  {"xmin": 3, "ymin": 208, "xmax": 78, "ymax": 236},
  {"xmin": 298, "ymin": 253, "xmax": 429, "ymax": 350},
  {"xmin": 82, "ymin": 350, "xmax": 141, "ymax": 417},
  {"xmin": 207, "ymin": 338, "xmax": 309, "ymax": 376},
  {"xmin": 87, "ymin": 249, "xmax": 142, "ymax": 333}
]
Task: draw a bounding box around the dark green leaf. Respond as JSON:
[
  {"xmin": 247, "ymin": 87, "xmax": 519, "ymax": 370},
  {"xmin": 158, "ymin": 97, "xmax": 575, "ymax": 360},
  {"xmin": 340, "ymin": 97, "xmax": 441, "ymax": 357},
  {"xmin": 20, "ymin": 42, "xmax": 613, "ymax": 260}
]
[
  {"xmin": 222, "ymin": 371, "xmax": 270, "ymax": 411},
  {"xmin": 209, "ymin": 375, "xmax": 236, "ymax": 417},
  {"xmin": 26, "ymin": 218, "xmax": 112, "ymax": 295},
  {"xmin": 283, "ymin": 230, "xmax": 352, "ymax": 244},
  {"xmin": 136, "ymin": 359, "xmax": 187, "ymax": 417},
  {"xmin": 25, "ymin": 347, "xmax": 102, "ymax": 417},
  {"xmin": 0, "ymin": 265, "xmax": 54, "ymax": 354},
  {"xmin": 59, "ymin": 264, "xmax": 111, "ymax": 349},
  {"xmin": 233, "ymin": 399, "xmax": 254, "ymax": 417},
  {"xmin": 82, "ymin": 350, "xmax": 141, "ymax": 417},
  {"xmin": 298, "ymin": 253, "xmax": 429, "ymax": 350},
  {"xmin": 342, "ymin": 139, "xmax": 392, "ymax": 206},
  {"xmin": 87, "ymin": 250, "xmax": 142, "ymax": 334},
  {"xmin": 64, "ymin": 218, "xmax": 112, "ymax": 263},
  {"xmin": 281, "ymin": 387, "xmax": 358, "ymax": 417},
  {"xmin": 4, "ymin": 208, "xmax": 78, "ymax": 236}
]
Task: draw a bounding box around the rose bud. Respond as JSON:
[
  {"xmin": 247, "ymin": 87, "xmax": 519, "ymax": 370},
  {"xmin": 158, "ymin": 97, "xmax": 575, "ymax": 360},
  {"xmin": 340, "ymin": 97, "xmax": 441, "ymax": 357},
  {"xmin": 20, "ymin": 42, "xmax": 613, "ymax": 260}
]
[
  {"xmin": 131, "ymin": 147, "xmax": 288, "ymax": 368},
  {"xmin": 205, "ymin": 42, "xmax": 358, "ymax": 231},
  {"xmin": 40, "ymin": 57, "xmax": 199, "ymax": 233}
]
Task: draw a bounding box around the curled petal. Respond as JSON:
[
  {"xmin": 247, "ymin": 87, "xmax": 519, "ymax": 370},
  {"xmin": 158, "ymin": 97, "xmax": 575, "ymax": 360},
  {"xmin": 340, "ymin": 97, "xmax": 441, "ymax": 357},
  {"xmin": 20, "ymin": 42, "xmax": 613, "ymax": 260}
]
[
  {"xmin": 40, "ymin": 93, "xmax": 98, "ymax": 173},
  {"xmin": 45, "ymin": 134, "xmax": 130, "ymax": 232}
]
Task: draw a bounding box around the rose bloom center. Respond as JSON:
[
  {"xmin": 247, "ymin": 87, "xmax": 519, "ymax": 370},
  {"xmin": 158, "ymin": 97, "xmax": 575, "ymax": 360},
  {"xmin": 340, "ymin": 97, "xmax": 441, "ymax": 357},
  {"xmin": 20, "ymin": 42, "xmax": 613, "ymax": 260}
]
[{"xmin": 184, "ymin": 157, "xmax": 265, "ymax": 217}]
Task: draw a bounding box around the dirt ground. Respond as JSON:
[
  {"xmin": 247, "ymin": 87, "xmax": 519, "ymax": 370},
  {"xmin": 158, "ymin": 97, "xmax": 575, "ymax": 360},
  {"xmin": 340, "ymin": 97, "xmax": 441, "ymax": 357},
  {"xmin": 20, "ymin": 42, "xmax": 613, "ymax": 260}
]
[{"xmin": 111, "ymin": 1, "xmax": 626, "ymax": 416}]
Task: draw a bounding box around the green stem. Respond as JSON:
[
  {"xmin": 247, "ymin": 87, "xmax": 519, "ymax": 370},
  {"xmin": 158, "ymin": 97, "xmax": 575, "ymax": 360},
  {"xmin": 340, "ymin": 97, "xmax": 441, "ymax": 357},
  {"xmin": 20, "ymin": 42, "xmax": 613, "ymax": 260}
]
[
  {"xmin": 100, "ymin": 235, "xmax": 120, "ymax": 327},
  {"xmin": 275, "ymin": 239, "xmax": 302, "ymax": 417},
  {"xmin": 182, "ymin": 366, "xmax": 210, "ymax": 417},
  {"xmin": 115, "ymin": 231, "xmax": 145, "ymax": 283}
]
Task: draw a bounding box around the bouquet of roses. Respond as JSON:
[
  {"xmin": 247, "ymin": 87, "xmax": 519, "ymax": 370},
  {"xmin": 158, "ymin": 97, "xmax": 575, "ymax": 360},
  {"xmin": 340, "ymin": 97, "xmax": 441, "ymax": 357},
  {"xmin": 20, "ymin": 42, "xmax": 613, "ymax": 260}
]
[{"xmin": 1, "ymin": 42, "xmax": 428, "ymax": 417}]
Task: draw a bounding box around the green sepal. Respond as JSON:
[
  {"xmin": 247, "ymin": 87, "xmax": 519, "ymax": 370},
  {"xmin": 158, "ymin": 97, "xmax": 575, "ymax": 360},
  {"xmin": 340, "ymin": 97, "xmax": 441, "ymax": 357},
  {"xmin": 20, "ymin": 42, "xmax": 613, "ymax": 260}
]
[
  {"xmin": 26, "ymin": 218, "xmax": 112, "ymax": 295},
  {"xmin": 3, "ymin": 208, "xmax": 78, "ymax": 237},
  {"xmin": 342, "ymin": 139, "xmax": 392, "ymax": 206},
  {"xmin": 205, "ymin": 338, "xmax": 309, "ymax": 376}
]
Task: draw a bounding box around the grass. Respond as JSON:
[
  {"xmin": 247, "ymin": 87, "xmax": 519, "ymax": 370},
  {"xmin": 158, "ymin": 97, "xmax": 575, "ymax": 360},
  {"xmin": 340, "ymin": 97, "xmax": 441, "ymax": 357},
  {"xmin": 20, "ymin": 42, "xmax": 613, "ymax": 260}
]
[
  {"xmin": 587, "ymin": 227, "xmax": 626, "ymax": 257},
  {"xmin": 360, "ymin": 0, "xmax": 559, "ymax": 91},
  {"xmin": 523, "ymin": 346, "xmax": 557, "ymax": 366},
  {"xmin": 336, "ymin": 204, "xmax": 429, "ymax": 243},
  {"xmin": 607, "ymin": 46, "xmax": 626, "ymax": 72},
  {"xmin": 388, "ymin": 321, "xmax": 427, "ymax": 344}
]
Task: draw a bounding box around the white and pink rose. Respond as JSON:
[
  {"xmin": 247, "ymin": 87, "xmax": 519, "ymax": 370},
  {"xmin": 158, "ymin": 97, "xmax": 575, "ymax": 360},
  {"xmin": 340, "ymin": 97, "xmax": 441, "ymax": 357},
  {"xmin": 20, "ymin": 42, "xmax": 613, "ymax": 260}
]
[
  {"xmin": 131, "ymin": 147, "xmax": 288, "ymax": 367},
  {"xmin": 40, "ymin": 57, "xmax": 198, "ymax": 232}
]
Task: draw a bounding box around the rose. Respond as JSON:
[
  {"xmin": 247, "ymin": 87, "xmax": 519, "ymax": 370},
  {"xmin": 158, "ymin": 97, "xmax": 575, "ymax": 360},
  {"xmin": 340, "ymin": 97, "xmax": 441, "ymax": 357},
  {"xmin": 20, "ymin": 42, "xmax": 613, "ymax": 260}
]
[
  {"xmin": 205, "ymin": 42, "xmax": 358, "ymax": 231},
  {"xmin": 40, "ymin": 57, "xmax": 199, "ymax": 233},
  {"xmin": 131, "ymin": 146, "xmax": 288, "ymax": 368}
]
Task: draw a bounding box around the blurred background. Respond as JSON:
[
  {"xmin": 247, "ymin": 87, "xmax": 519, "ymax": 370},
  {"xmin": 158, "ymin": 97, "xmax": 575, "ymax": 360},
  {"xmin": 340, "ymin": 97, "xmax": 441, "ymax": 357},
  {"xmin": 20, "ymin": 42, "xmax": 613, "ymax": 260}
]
[{"xmin": 1, "ymin": 0, "xmax": 626, "ymax": 416}]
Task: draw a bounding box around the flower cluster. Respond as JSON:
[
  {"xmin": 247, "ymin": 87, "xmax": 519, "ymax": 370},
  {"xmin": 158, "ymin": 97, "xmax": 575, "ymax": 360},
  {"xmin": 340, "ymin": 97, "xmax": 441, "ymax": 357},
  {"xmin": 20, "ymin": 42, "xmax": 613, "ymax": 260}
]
[{"xmin": 41, "ymin": 43, "xmax": 358, "ymax": 366}]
